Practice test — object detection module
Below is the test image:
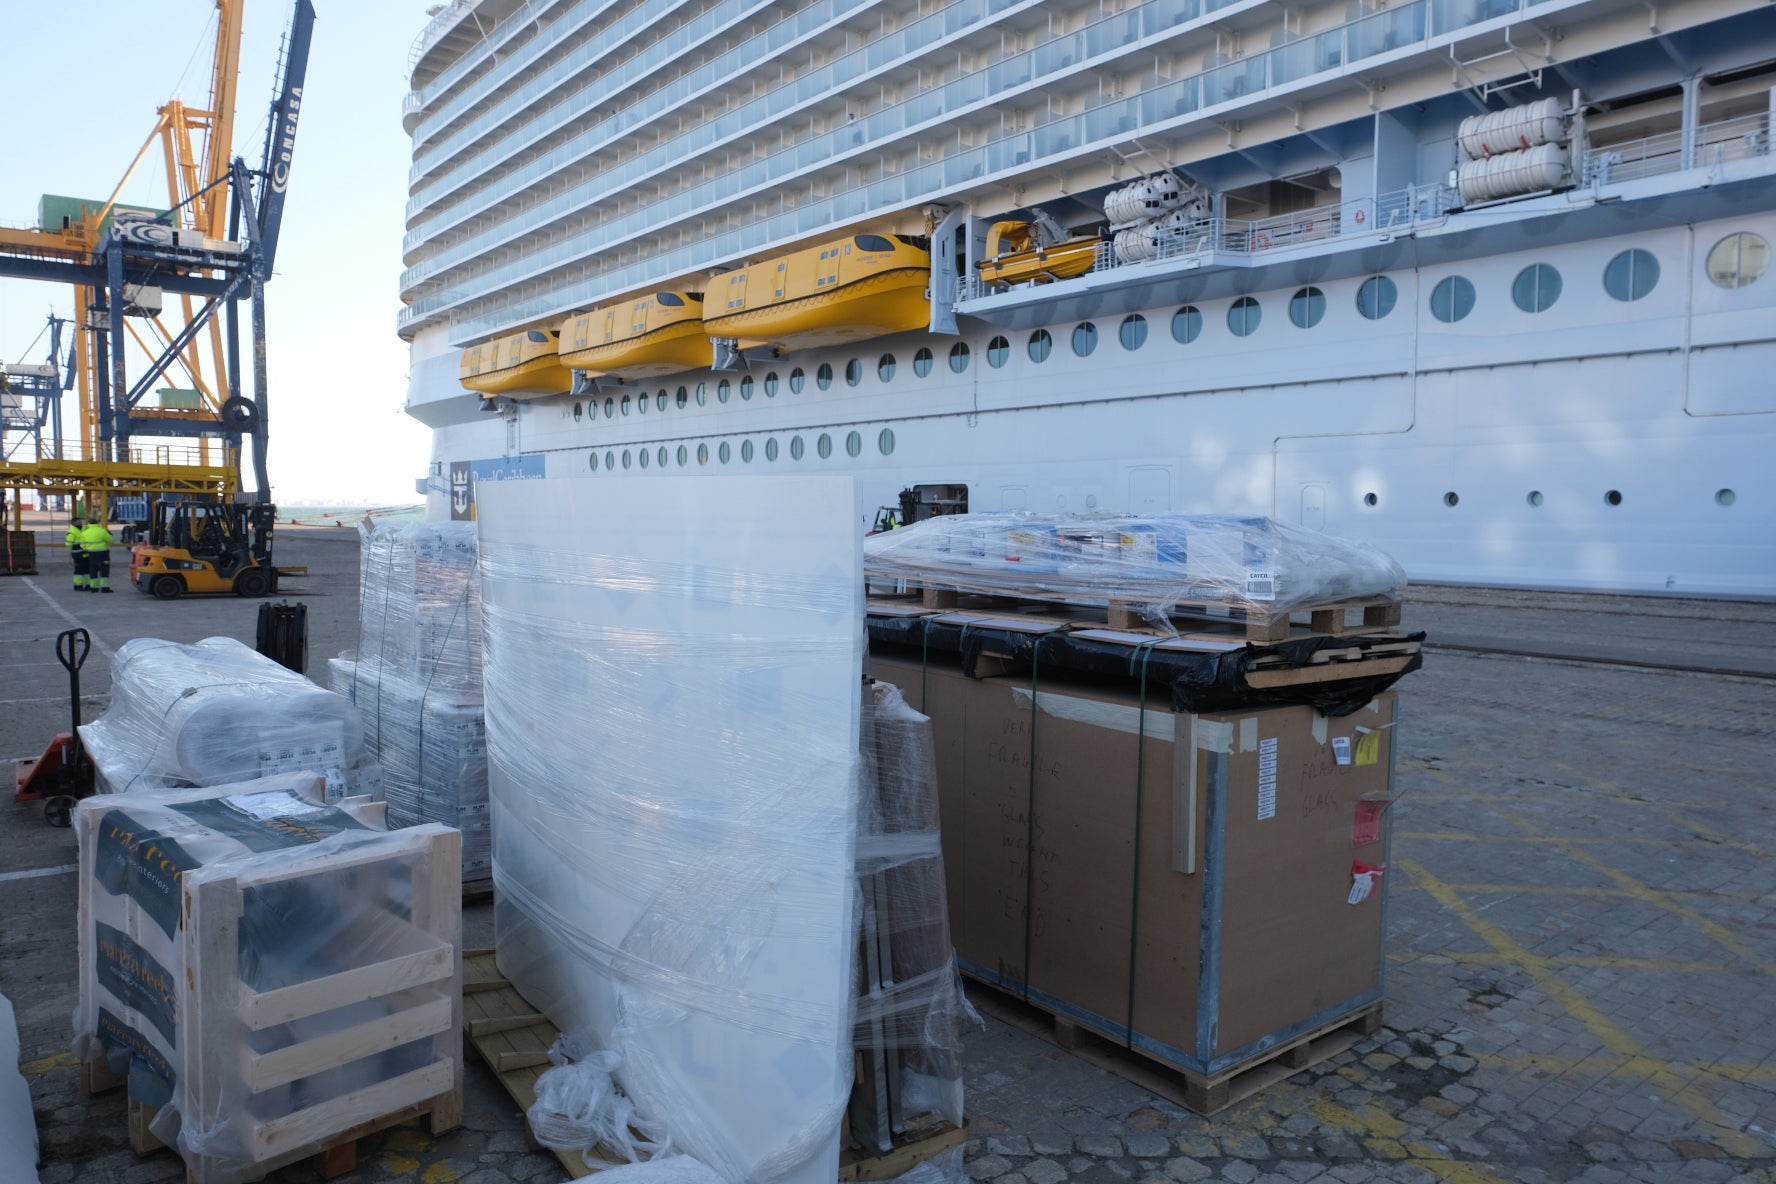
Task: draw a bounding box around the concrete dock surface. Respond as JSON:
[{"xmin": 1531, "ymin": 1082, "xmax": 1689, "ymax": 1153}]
[{"xmin": 1, "ymin": 523, "xmax": 1772, "ymax": 1183}]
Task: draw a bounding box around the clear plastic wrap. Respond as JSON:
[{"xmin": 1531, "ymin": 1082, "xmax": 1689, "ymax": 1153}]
[
  {"xmin": 476, "ymin": 475, "xmax": 864, "ymax": 1184},
  {"xmin": 78, "ymin": 637, "xmax": 382, "ymax": 799},
  {"xmin": 864, "ymin": 513, "xmax": 1407, "ymax": 623},
  {"xmin": 72, "ymin": 772, "xmax": 462, "ymax": 1184},
  {"xmin": 0, "ymin": 990, "xmax": 36, "ymax": 1184},
  {"xmin": 356, "ymin": 519, "xmax": 482, "ymax": 689}
]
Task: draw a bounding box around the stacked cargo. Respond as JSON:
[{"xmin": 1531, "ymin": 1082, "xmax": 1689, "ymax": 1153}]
[{"xmin": 330, "ymin": 520, "xmax": 488, "ymax": 891}]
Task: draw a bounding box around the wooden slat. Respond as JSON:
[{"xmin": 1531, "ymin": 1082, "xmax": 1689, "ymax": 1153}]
[
  {"xmin": 1244, "ymin": 654, "xmax": 1414, "ymax": 689},
  {"xmin": 246, "ymin": 996, "xmax": 455, "ymax": 1092},
  {"xmin": 243, "ymin": 943, "xmax": 454, "ymax": 1030},
  {"xmin": 468, "ymin": 1011, "xmax": 549, "ymax": 1038},
  {"xmin": 839, "ymin": 1120, "xmax": 968, "ymax": 1181},
  {"xmin": 246, "ymin": 1059, "xmax": 457, "ymax": 1160}
]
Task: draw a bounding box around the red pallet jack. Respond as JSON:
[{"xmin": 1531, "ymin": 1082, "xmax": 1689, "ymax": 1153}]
[{"xmin": 15, "ymin": 628, "xmax": 95, "ymax": 827}]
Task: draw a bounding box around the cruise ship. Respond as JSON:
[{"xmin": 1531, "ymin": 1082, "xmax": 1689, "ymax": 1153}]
[{"xmin": 398, "ymin": 0, "xmax": 1776, "ymax": 596}]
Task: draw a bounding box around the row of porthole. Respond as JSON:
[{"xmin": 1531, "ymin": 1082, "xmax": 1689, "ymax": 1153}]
[
  {"xmin": 1360, "ymin": 489, "xmax": 1738, "ymax": 507},
  {"xmin": 588, "ymin": 427, "xmax": 897, "ymax": 471},
  {"xmin": 562, "ymin": 235, "xmax": 1775, "ymax": 424}
]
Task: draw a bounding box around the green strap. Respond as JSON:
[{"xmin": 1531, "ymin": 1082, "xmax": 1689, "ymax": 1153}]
[{"xmin": 1125, "ymin": 640, "xmax": 1160, "ymax": 1048}]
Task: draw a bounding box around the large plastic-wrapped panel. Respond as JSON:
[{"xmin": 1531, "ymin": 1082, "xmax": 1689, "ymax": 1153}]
[
  {"xmin": 356, "ymin": 519, "xmax": 481, "ymax": 689},
  {"xmin": 72, "ymin": 773, "xmax": 462, "ymax": 1184},
  {"xmin": 78, "ymin": 637, "xmax": 381, "ymax": 799},
  {"xmin": 329, "ymin": 655, "xmax": 490, "ymax": 889},
  {"xmin": 851, "ymin": 681, "xmax": 971, "ymax": 1148},
  {"xmin": 0, "ymin": 990, "xmax": 35, "ymax": 1183},
  {"xmin": 864, "ymin": 513, "xmax": 1406, "ymax": 622},
  {"xmin": 477, "ymin": 475, "xmax": 863, "ymax": 1183}
]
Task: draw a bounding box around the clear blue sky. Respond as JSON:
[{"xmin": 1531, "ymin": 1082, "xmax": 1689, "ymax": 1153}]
[{"xmin": 0, "ymin": 1, "xmax": 434, "ymax": 505}]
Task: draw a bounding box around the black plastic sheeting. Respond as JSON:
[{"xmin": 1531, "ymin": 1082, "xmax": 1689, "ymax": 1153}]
[{"xmin": 867, "ymin": 614, "xmax": 1424, "ymax": 717}]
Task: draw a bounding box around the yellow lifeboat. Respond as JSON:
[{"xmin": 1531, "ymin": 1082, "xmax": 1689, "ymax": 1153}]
[
  {"xmin": 460, "ymin": 328, "xmax": 573, "ymax": 398},
  {"xmin": 559, "ymin": 292, "xmax": 709, "ymax": 379},
  {"xmin": 702, "ymin": 232, "xmax": 930, "ymax": 352},
  {"xmin": 976, "ymin": 221, "xmax": 1102, "ymax": 288}
]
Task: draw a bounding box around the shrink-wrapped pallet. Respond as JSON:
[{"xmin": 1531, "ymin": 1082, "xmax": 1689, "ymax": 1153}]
[
  {"xmin": 72, "ymin": 772, "xmax": 462, "ymax": 1184},
  {"xmin": 79, "ymin": 637, "xmax": 381, "ymax": 799},
  {"xmin": 356, "ymin": 519, "xmax": 481, "ymax": 689}
]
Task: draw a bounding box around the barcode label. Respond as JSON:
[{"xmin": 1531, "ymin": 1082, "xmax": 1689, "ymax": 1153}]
[
  {"xmin": 1245, "ymin": 571, "xmax": 1276, "ymax": 602},
  {"xmin": 1257, "ymin": 737, "xmax": 1278, "ymax": 820}
]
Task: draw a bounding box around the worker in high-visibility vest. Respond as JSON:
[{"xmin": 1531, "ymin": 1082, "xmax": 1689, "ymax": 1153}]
[
  {"xmin": 79, "ymin": 518, "xmax": 116, "ymax": 593},
  {"xmin": 67, "ymin": 518, "xmax": 88, "ymax": 590}
]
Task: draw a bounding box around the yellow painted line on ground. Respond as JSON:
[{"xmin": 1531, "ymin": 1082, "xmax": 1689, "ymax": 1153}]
[
  {"xmin": 1312, "ymin": 1099, "xmax": 1516, "ymax": 1184},
  {"xmin": 1400, "ymin": 832, "xmax": 1675, "ymax": 846},
  {"xmin": 19, "ymin": 1051, "xmax": 77, "ymax": 1077},
  {"xmin": 1399, "ymin": 858, "xmax": 1767, "ymax": 1158},
  {"xmin": 1387, "ymin": 950, "xmax": 1741, "ymax": 975},
  {"xmin": 1443, "ymin": 882, "xmax": 1763, "ymax": 904},
  {"xmin": 421, "ymin": 1163, "xmax": 462, "ymax": 1183},
  {"xmin": 1552, "ymin": 762, "xmax": 1772, "ymax": 862},
  {"xmin": 1487, "ymin": 1052, "xmax": 1776, "ymax": 1084}
]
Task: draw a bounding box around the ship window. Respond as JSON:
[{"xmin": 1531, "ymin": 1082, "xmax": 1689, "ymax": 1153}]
[
  {"xmin": 846, "ymin": 430, "xmax": 863, "ymax": 457},
  {"xmin": 1716, "ymin": 488, "xmax": 1735, "ymax": 506},
  {"xmin": 658, "ymin": 292, "xmax": 685, "ymax": 307},
  {"xmin": 656, "ymin": 391, "xmax": 667, "ymax": 411},
  {"xmin": 1604, "ymin": 489, "xmax": 1622, "ymax": 506},
  {"xmin": 878, "ymin": 428, "xmax": 896, "ymax": 455},
  {"xmin": 817, "ymin": 363, "xmax": 834, "ymax": 389},
  {"xmin": 948, "ymin": 342, "xmax": 970, "ymax": 373},
  {"xmin": 588, "ymin": 450, "xmax": 597, "ymax": 471},
  {"xmin": 878, "ymin": 354, "xmax": 896, "ymax": 382},
  {"xmin": 740, "ymin": 376, "xmax": 754, "ymax": 400},
  {"xmin": 1603, "ymin": 250, "xmax": 1659, "ymax": 302},
  {"xmin": 913, "ymin": 348, "xmax": 934, "ymax": 377},
  {"xmin": 604, "ymin": 397, "xmax": 614, "ymax": 418},
  {"xmin": 639, "ymin": 447, "xmax": 649, "ymax": 468},
  {"xmin": 764, "ymin": 372, "xmax": 779, "ymax": 397},
  {"xmin": 1527, "ymin": 491, "xmax": 1544, "ymax": 507},
  {"xmin": 638, "ymin": 393, "xmax": 648, "ymax": 413},
  {"xmin": 1227, "ymin": 297, "xmax": 1261, "ymax": 337},
  {"xmin": 790, "ymin": 436, "xmax": 805, "ymax": 461},
  {"xmin": 1356, "ymin": 276, "xmax": 1396, "ymax": 320},
  {"xmin": 675, "ymin": 445, "xmax": 687, "ymax": 467},
  {"xmin": 606, "ymin": 450, "xmax": 615, "ymax": 470},
  {"xmin": 1072, "ymin": 322, "xmax": 1099, "ymax": 356},
  {"xmin": 1118, "ymin": 315, "xmax": 1147, "ymax": 350},
  {"xmin": 789, "ymin": 368, "xmax": 805, "ymax": 393},
  {"xmin": 741, "ymin": 440, "xmax": 755, "ymax": 463},
  {"xmin": 1171, "ymin": 306, "xmax": 1203, "ymax": 344},
  {"xmin": 1028, "ymin": 330, "xmax": 1052, "ymax": 362},
  {"xmin": 846, "ymin": 359, "xmax": 863, "ymax": 386},
  {"xmin": 719, "ymin": 441, "xmax": 731, "ymax": 464},
  {"xmin": 987, "ymin": 337, "xmax": 1010, "ymax": 368},
  {"xmin": 855, "ymin": 234, "xmax": 895, "ymax": 252},
  {"xmin": 1430, "ymin": 276, "xmax": 1475, "ymax": 323},
  {"xmin": 527, "ymin": 330, "xmax": 549, "ymax": 344},
  {"xmin": 717, "ymin": 380, "xmax": 731, "ymax": 403},
  {"xmin": 1363, "ymin": 492, "xmax": 1378, "ymax": 507},
  {"xmin": 622, "ymin": 449, "xmax": 632, "ymax": 469},
  {"xmin": 1443, "ymin": 491, "xmax": 1458, "ymax": 507},
  {"xmin": 1706, "ymin": 232, "xmax": 1769, "ymax": 289},
  {"xmin": 696, "ymin": 383, "xmax": 707, "ymax": 406},
  {"xmin": 697, "ymin": 443, "xmax": 709, "ymax": 465},
  {"xmin": 818, "ymin": 433, "xmax": 833, "ymax": 459},
  {"xmin": 765, "ymin": 438, "xmax": 779, "ymax": 462},
  {"xmin": 1289, "ymin": 287, "xmax": 1326, "ymax": 329},
  {"xmin": 573, "ymin": 402, "xmax": 583, "ymax": 421},
  {"xmin": 1512, "ymin": 264, "xmax": 1561, "ymax": 313},
  {"xmin": 676, "ymin": 386, "xmax": 688, "ymax": 408},
  {"xmin": 621, "ymin": 395, "xmax": 632, "ymax": 415},
  {"xmin": 657, "ymin": 446, "xmax": 668, "ymax": 467}
]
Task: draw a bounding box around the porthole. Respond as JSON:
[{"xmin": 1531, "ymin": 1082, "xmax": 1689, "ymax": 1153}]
[
  {"xmin": 790, "ymin": 435, "xmax": 805, "ymax": 461},
  {"xmin": 676, "ymin": 444, "xmax": 688, "ymax": 467},
  {"xmin": 740, "ymin": 375, "xmax": 754, "ymax": 400},
  {"xmin": 676, "ymin": 386, "xmax": 688, "ymax": 409},
  {"xmin": 1512, "ymin": 263, "xmax": 1562, "ymax": 313},
  {"xmin": 987, "ymin": 336, "xmax": 1010, "ymax": 368},
  {"xmin": 741, "ymin": 439, "xmax": 755, "ymax": 463},
  {"xmin": 817, "ymin": 363, "xmax": 834, "ymax": 390},
  {"xmin": 604, "ymin": 397, "xmax": 614, "ymax": 418},
  {"xmin": 764, "ymin": 372, "xmax": 779, "ymax": 397},
  {"xmin": 1171, "ymin": 306, "xmax": 1203, "ymax": 344},
  {"xmin": 1715, "ymin": 488, "xmax": 1736, "ymax": 506},
  {"xmin": 1072, "ymin": 322, "xmax": 1099, "ymax": 356},
  {"xmin": 718, "ymin": 441, "xmax": 731, "ymax": 464},
  {"xmin": 878, "ymin": 428, "xmax": 896, "ymax": 456},
  {"xmin": 1363, "ymin": 492, "xmax": 1378, "ymax": 507},
  {"xmin": 817, "ymin": 433, "xmax": 833, "ymax": 459},
  {"xmin": 1028, "ymin": 330, "xmax": 1052, "ymax": 362},
  {"xmin": 846, "ymin": 430, "xmax": 863, "ymax": 457},
  {"xmin": 846, "ymin": 359, "xmax": 863, "ymax": 387},
  {"xmin": 913, "ymin": 348, "xmax": 934, "ymax": 378},
  {"xmin": 1430, "ymin": 276, "xmax": 1476, "ymax": 323},
  {"xmin": 637, "ymin": 393, "xmax": 647, "ymax": 414},
  {"xmin": 765, "ymin": 438, "xmax": 779, "ymax": 462},
  {"xmin": 621, "ymin": 395, "xmax": 632, "ymax": 416},
  {"xmin": 1604, "ymin": 489, "xmax": 1622, "ymax": 506},
  {"xmin": 1289, "ymin": 287, "xmax": 1326, "ymax": 329},
  {"xmin": 573, "ymin": 402, "xmax": 583, "ymax": 421},
  {"xmin": 1227, "ymin": 297, "xmax": 1261, "ymax": 337},
  {"xmin": 1706, "ymin": 232, "xmax": 1770, "ymax": 289},
  {"xmin": 695, "ymin": 383, "xmax": 707, "ymax": 406},
  {"xmin": 657, "ymin": 445, "xmax": 668, "ymax": 468},
  {"xmin": 1443, "ymin": 491, "xmax": 1459, "ymax": 507},
  {"xmin": 697, "ymin": 443, "xmax": 709, "ymax": 465},
  {"xmin": 638, "ymin": 447, "xmax": 649, "ymax": 468},
  {"xmin": 878, "ymin": 354, "xmax": 896, "ymax": 382},
  {"xmin": 622, "ymin": 449, "xmax": 632, "ymax": 469},
  {"xmin": 656, "ymin": 391, "xmax": 668, "ymax": 411},
  {"xmin": 1356, "ymin": 276, "xmax": 1396, "ymax": 320},
  {"xmin": 789, "ymin": 368, "xmax": 805, "ymax": 394},
  {"xmin": 588, "ymin": 450, "xmax": 598, "ymax": 470},
  {"xmin": 1119, "ymin": 315, "xmax": 1148, "ymax": 350},
  {"xmin": 605, "ymin": 450, "xmax": 615, "ymax": 470},
  {"xmin": 1527, "ymin": 490, "xmax": 1544, "ymax": 507},
  {"xmin": 718, "ymin": 380, "xmax": 731, "ymax": 403},
  {"xmin": 948, "ymin": 342, "xmax": 970, "ymax": 373}
]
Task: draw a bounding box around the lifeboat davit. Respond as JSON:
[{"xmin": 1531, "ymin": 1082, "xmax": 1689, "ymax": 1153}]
[
  {"xmin": 460, "ymin": 328, "xmax": 573, "ymax": 398},
  {"xmin": 559, "ymin": 292, "xmax": 709, "ymax": 379},
  {"xmin": 976, "ymin": 221, "xmax": 1102, "ymax": 289},
  {"xmin": 701, "ymin": 232, "xmax": 931, "ymax": 352}
]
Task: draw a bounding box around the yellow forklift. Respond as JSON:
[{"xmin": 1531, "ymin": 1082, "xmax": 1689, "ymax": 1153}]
[{"xmin": 130, "ymin": 500, "xmax": 302, "ymax": 599}]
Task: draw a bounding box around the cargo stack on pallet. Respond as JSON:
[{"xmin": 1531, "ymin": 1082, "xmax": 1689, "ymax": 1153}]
[
  {"xmin": 330, "ymin": 519, "xmax": 489, "ymax": 894},
  {"xmin": 1, "ymin": 529, "xmax": 35, "ymax": 575},
  {"xmin": 865, "ymin": 513, "xmax": 1421, "ymax": 1114},
  {"xmin": 72, "ymin": 772, "xmax": 463, "ymax": 1184}
]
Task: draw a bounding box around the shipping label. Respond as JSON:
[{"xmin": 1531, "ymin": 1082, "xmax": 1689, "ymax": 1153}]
[
  {"xmin": 94, "ymin": 921, "xmax": 178, "ymax": 1046},
  {"xmin": 91, "ymin": 809, "xmax": 204, "ymax": 939}
]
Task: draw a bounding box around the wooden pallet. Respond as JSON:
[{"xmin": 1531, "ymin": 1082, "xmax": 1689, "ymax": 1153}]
[
  {"xmin": 463, "ymin": 948, "xmax": 967, "ymax": 1179},
  {"xmin": 965, "ymin": 979, "xmax": 1383, "ymax": 1116}
]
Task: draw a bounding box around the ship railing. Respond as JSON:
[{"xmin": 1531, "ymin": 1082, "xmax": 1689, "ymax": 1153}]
[{"xmin": 1582, "ymin": 112, "xmax": 1774, "ymax": 187}]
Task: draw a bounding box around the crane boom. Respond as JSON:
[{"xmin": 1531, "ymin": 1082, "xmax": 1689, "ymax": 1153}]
[{"xmin": 255, "ymin": 0, "xmax": 315, "ymax": 274}]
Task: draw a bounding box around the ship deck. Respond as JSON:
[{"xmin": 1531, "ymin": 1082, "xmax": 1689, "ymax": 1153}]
[{"xmin": 3, "ymin": 519, "xmax": 1772, "ymax": 1182}]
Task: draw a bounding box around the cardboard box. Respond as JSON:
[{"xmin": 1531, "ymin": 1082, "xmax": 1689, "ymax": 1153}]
[{"xmin": 871, "ymin": 653, "xmax": 1393, "ymax": 1076}]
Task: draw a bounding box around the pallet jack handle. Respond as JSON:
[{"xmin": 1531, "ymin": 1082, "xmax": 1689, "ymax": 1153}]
[{"xmin": 57, "ymin": 628, "xmax": 90, "ymax": 735}]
